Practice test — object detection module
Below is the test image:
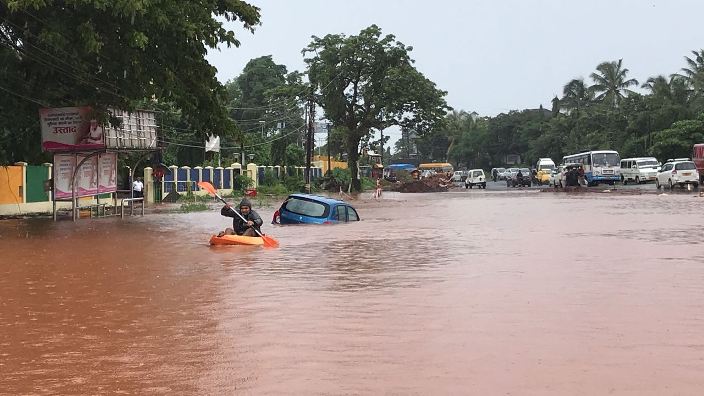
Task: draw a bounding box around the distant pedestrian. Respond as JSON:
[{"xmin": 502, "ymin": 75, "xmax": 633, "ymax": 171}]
[{"xmin": 132, "ymin": 177, "xmax": 144, "ymax": 198}]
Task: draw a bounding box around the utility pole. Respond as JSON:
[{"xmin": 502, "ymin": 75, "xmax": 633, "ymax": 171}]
[
  {"xmin": 380, "ymin": 128, "xmax": 384, "ymax": 165},
  {"xmin": 305, "ymin": 96, "xmax": 315, "ymax": 193},
  {"xmin": 326, "ymin": 123, "xmax": 332, "ymax": 176}
]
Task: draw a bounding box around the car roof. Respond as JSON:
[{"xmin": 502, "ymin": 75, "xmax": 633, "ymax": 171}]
[
  {"xmin": 622, "ymin": 157, "xmax": 657, "ymax": 161},
  {"xmin": 287, "ymin": 193, "xmax": 348, "ymax": 205}
]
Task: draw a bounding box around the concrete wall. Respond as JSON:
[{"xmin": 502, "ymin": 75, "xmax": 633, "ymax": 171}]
[{"xmin": 0, "ymin": 165, "xmax": 24, "ymax": 204}]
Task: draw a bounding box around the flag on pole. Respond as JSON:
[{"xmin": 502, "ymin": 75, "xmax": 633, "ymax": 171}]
[{"xmin": 205, "ymin": 135, "xmax": 220, "ymax": 152}]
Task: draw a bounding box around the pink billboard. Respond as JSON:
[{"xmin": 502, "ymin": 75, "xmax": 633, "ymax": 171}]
[
  {"xmin": 40, "ymin": 107, "xmax": 105, "ymax": 151},
  {"xmin": 53, "ymin": 153, "xmax": 117, "ymax": 199}
]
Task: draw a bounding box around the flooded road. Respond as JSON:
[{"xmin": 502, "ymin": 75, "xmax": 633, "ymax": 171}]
[{"xmin": 2, "ymin": 191, "xmax": 704, "ymax": 394}]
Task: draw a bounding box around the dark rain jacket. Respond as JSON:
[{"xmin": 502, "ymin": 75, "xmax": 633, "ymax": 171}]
[{"xmin": 221, "ymin": 198, "xmax": 263, "ymax": 235}]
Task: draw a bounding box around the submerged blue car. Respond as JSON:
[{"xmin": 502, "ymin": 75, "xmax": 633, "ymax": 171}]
[{"xmin": 272, "ymin": 193, "xmax": 360, "ymax": 224}]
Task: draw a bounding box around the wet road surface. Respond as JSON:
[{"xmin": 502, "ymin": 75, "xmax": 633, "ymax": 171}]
[{"xmin": 2, "ymin": 191, "xmax": 704, "ymax": 394}]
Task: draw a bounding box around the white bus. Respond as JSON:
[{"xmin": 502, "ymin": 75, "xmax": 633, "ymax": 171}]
[{"xmin": 562, "ymin": 150, "xmax": 621, "ymax": 186}]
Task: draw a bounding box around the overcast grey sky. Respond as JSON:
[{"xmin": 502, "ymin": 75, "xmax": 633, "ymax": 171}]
[{"xmin": 206, "ymin": 0, "xmax": 704, "ymax": 147}]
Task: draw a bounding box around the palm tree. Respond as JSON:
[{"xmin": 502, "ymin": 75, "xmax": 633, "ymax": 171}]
[
  {"xmin": 673, "ymin": 49, "xmax": 704, "ymax": 95},
  {"xmin": 443, "ymin": 110, "xmax": 475, "ymax": 161},
  {"xmin": 589, "ymin": 59, "xmax": 639, "ymax": 108},
  {"xmin": 643, "ymin": 75, "xmax": 690, "ymax": 106},
  {"xmin": 560, "ymin": 78, "xmax": 594, "ymax": 114}
]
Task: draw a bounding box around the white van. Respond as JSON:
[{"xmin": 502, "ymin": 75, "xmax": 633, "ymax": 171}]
[{"xmin": 620, "ymin": 157, "xmax": 660, "ymax": 184}]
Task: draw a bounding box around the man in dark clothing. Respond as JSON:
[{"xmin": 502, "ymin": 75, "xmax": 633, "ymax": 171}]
[{"xmin": 218, "ymin": 198, "xmax": 263, "ymax": 237}]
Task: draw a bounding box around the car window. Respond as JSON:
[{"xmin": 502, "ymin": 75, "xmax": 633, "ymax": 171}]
[
  {"xmin": 637, "ymin": 160, "xmax": 658, "ymax": 167},
  {"xmin": 675, "ymin": 162, "xmax": 696, "ymax": 170},
  {"xmin": 348, "ymin": 207, "xmax": 359, "ymax": 221},
  {"xmin": 661, "ymin": 164, "xmax": 673, "ymax": 172},
  {"xmin": 334, "ymin": 205, "xmax": 346, "ymax": 221},
  {"xmin": 283, "ymin": 197, "xmax": 329, "ymax": 218},
  {"xmin": 472, "ymin": 171, "xmax": 482, "ymax": 177}
]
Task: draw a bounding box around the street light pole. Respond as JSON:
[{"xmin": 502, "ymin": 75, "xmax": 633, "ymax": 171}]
[{"xmin": 259, "ymin": 120, "xmax": 265, "ymax": 138}]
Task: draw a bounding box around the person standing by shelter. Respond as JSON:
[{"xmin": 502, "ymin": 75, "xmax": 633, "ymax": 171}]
[{"xmin": 132, "ymin": 177, "xmax": 144, "ymax": 198}]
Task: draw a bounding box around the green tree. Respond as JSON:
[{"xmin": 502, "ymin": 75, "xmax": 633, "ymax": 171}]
[
  {"xmin": 0, "ymin": 0, "xmax": 260, "ymax": 163},
  {"xmin": 303, "ymin": 25, "xmax": 449, "ymax": 190},
  {"xmin": 560, "ymin": 79, "xmax": 594, "ymax": 114},
  {"xmin": 674, "ymin": 49, "xmax": 704, "ymax": 100},
  {"xmin": 590, "ymin": 59, "xmax": 639, "ymax": 108},
  {"xmin": 224, "ymin": 56, "xmax": 306, "ymax": 166},
  {"xmin": 649, "ymin": 114, "xmax": 704, "ymax": 161}
]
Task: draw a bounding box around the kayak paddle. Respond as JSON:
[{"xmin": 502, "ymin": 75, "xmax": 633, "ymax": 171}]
[{"xmin": 197, "ymin": 181, "xmax": 279, "ymax": 248}]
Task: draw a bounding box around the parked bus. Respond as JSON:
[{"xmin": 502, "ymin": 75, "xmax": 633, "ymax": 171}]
[
  {"xmin": 562, "ymin": 150, "xmax": 621, "ymax": 186},
  {"xmin": 418, "ymin": 162, "xmax": 454, "ymax": 174}
]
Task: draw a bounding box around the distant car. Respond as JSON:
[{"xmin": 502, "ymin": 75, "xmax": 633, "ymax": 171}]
[
  {"xmin": 505, "ymin": 168, "xmax": 519, "ymax": 180},
  {"xmin": 549, "ymin": 166, "xmax": 563, "ymax": 187},
  {"xmin": 656, "ymin": 159, "xmax": 699, "ymax": 189},
  {"xmin": 452, "ymin": 170, "xmax": 466, "ymax": 182},
  {"xmin": 506, "ymin": 168, "xmax": 531, "ymax": 187},
  {"xmin": 490, "ymin": 167, "xmax": 506, "ymax": 182},
  {"xmin": 272, "ymin": 193, "xmax": 360, "ymax": 224},
  {"xmin": 495, "ymin": 168, "xmax": 509, "ymax": 181},
  {"xmin": 420, "ymin": 170, "xmax": 436, "ymax": 178},
  {"xmin": 465, "ymin": 169, "xmax": 486, "ymax": 189}
]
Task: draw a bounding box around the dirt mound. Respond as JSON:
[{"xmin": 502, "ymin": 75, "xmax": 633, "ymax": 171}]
[{"xmin": 398, "ymin": 175, "xmax": 451, "ymax": 193}]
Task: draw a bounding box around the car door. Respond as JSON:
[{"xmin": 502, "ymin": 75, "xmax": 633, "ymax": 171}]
[
  {"xmin": 333, "ymin": 204, "xmax": 347, "ymax": 222},
  {"xmin": 658, "ymin": 164, "xmax": 671, "ymax": 183},
  {"xmin": 347, "ymin": 206, "xmax": 359, "ymax": 222}
]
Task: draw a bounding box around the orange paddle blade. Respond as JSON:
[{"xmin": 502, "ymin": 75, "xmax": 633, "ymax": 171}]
[
  {"xmin": 261, "ymin": 235, "xmax": 280, "ymax": 248},
  {"xmin": 197, "ymin": 181, "xmax": 217, "ymax": 196}
]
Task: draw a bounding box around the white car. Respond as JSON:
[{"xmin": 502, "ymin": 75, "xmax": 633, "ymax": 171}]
[
  {"xmin": 656, "ymin": 159, "xmax": 699, "ymax": 189},
  {"xmin": 452, "ymin": 170, "xmax": 465, "ymax": 182},
  {"xmin": 465, "ymin": 169, "xmax": 486, "ymax": 189}
]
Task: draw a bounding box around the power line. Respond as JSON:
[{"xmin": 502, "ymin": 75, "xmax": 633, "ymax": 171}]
[
  {"xmin": 158, "ymin": 126, "xmax": 304, "ymax": 150},
  {"xmin": 0, "ymin": 16, "xmax": 129, "ymax": 99},
  {"xmin": 0, "ymin": 83, "xmax": 49, "ymax": 106}
]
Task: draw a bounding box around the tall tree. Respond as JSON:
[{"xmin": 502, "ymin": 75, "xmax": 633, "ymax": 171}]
[
  {"xmin": 303, "ymin": 25, "xmax": 449, "ymax": 190},
  {"xmin": 442, "ymin": 110, "xmax": 476, "ymax": 161},
  {"xmin": 0, "ymin": 0, "xmax": 260, "ymax": 163},
  {"xmin": 224, "ymin": 56, "xmax": 306, "ymax": 166},
  {"xmin": 560, "ymin": 79, "xmax": 594, "ymax": 114},
  {"xmin": 675, "ymin": 49, "xmax": 704, "ymax": 94},
  {"xmin": 590, "ymin": 59, "xmax": 639, "ymax": 108}
]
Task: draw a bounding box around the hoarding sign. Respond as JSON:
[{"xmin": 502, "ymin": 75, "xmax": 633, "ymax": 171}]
[
  {"xmin": 98, "ymin": 153, "xmax": 117, "ymax": 194},
  {"xmin": 53, "ymin": 153, "xmax": 117, "ymax": 199},
  {"xmin": 40, "ymin": 107, "xmax": 105, "ymax": 151}
]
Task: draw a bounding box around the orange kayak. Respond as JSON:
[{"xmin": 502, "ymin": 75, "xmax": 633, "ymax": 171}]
[{"xmin": 209, "ymin": 234, "xmax": 264, "ymax": 246}]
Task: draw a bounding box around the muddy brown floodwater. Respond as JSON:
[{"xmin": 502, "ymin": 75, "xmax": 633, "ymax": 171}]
[{"xmin": 2, "ymin": 191, "xmax": 704, "ymax": 394}]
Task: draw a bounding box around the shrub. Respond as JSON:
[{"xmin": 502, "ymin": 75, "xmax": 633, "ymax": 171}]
[
  {"xmin": 233, "ymin": 175, "xmax": 254, "ymax": 191},
  {"xmin": 180, "ymin": 202, "xmax": 208, "ymax": 212}
]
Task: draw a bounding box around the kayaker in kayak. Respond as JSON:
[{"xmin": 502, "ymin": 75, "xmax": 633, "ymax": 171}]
[{"xmin": 217, "ymin": 198, "xmax": 263, "ymax": 237}]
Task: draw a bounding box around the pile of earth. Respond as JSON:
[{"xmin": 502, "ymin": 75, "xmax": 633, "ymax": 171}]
[{"xmin": 398, "ymin": 175, "xmax": 452, "ymax": 193}]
